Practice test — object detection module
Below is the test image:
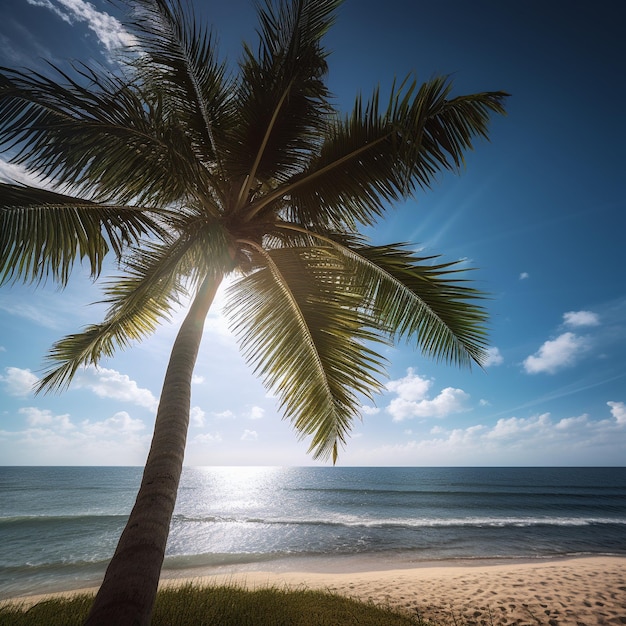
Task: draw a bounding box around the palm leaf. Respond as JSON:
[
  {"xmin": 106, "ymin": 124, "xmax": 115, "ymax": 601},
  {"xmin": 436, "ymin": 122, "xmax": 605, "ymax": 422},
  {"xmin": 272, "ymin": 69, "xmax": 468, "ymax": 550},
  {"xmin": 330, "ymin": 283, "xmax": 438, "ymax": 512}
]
[
  {"xmin": 36, "ymin": 214, "xmax": 235, "ymax": 392},
  {"xmin": 36, "ymin": 247, "xmax": 182, "ymax": 392},
  {"xmin": 275, "ymin": 225, "xmax": 489, "ymax": 367},
  {"xmin": 0, "ymin": 183, "xmax": 166, "ymax": 285},
  {"xmin": 348, "ymin": 241, "xmax": 489, "ymax": 367},
  {"xmin": 127, "ymin": 0, "xmax": 232, "ymax": 178},
  {"xmin": 224, "ymin": 243, "xmax": 387, "ymax": 461},
  {"xmin": 0, "ymin": 64, "xmax": 207, "ymax": 206},
  {"xmin": 247, "ymin": 76, "xmax": 507, "ymax": 227},
  {"xmin": 225, "ymin": 0, "xmax": 338, "ymax": 192}
]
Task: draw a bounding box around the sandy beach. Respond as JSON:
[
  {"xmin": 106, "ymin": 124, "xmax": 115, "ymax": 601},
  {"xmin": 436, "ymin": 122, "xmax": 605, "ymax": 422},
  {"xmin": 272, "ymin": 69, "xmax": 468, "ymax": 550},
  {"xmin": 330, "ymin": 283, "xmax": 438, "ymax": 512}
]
[{"xmin": 6, "ymin": 556, "xmax": 626, "ymax": 625}]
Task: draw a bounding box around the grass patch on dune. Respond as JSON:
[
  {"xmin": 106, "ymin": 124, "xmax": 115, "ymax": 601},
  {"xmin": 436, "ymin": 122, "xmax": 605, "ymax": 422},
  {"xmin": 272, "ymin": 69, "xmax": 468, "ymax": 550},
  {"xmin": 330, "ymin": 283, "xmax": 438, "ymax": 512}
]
[{"xmin": 0, "ymin": 583, "xmax": 429, "ymax": 626}]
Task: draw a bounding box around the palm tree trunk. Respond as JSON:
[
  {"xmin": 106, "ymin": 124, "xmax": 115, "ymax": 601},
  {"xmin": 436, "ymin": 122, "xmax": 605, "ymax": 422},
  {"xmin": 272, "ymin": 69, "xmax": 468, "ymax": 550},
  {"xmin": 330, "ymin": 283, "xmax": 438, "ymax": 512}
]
[{"xmin": 85, "ymin": 273, "xmax": 223, "ymax": 626}]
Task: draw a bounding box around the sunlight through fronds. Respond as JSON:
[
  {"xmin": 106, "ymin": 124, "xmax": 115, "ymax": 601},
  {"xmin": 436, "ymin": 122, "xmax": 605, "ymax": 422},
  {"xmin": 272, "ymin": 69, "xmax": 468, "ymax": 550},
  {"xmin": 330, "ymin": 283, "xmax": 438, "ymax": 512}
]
[
  {"xmin": 225, "ymin": 244, "xmax": 388, "ymax": 461},
  {"xmin": 1, "ymin": 0, "xmax": 507, "ymax": 461}
]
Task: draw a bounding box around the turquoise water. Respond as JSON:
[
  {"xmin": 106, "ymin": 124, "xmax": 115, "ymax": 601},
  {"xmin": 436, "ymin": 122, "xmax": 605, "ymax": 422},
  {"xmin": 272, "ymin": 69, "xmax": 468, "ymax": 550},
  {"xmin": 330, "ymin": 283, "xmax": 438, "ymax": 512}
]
[{"xmin": 1, "ymin": 466, "xmax": 625, "ymax": 599}]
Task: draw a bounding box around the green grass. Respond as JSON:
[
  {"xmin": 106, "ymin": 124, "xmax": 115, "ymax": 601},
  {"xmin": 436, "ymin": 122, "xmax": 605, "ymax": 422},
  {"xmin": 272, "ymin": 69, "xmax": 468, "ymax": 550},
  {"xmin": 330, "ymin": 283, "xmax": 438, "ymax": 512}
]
[{"xmin": 0, "ymin": 583, "xmax": 430, "ymax": 626}]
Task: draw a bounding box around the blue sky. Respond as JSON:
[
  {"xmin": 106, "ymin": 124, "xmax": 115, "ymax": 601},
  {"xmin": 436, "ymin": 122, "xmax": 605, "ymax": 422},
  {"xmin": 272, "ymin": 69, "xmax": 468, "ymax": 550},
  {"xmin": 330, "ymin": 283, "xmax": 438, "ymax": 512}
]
[{"xmin": 0, "ymin": 0, "xmax": 624, "ymax": 466}]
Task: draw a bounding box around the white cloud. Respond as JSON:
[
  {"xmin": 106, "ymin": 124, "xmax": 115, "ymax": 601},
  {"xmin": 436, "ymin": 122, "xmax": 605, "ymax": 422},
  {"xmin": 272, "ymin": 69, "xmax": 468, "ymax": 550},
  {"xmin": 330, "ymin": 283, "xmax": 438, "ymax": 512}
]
[
  {"xmin": 81, "ymin": 411, "xmax": 145, "ymax": 436},
  {"xmin": 26, "ymin": 0, "xmax": 72, "ymax": 23},
  {"xmin": 0, "ymin": 407, "xmax": 150, "ymax": 464},
  {"xmin": 192, "ymin": 432, "xmax": 223, "ymax": 444},
  {"xmin": 0, "ymin": 160, "xmax": 48, "ymax": 186},
  {"xmin": 20, "ymin": 407, "xmax": 73, "ymax": 431},
  {"xmin": 203, "ymin": 313, "xmax": 234, "ymax": 341},
  {"xmin": 0, "ymin": 346, "xmax": 6, "ymax": 352},
  {"xmin": 519, "ymin": 272, "xmax": 529, "ymax": 280},
  {"xmin": 241, "ymin": 429, "xmax": 258, "ymax": 441},
  {"xmin": 486, "ymin": 413, "xmax": 552, "ymax": 440},
  {"xmin": 246, "ymin": 406, "xmax": 265, "ymax": 420},
  {"xmin": 27, "ymin": 0, "xmax": 135, "ymax": 52},
  {"xmin": 192, "ymin": 375, "xmax": 205, "ymax": 385},
  {"xmin": 387, "ymin": 368, "xmax": 432, "ymax": 401},
  {"xmin": 360, "ymin": 405, "xmax": 380, "ymax": 416},
  {"xmin": 385, "ymin": 369, "xmax": 470, "ymax": 421},
  {"xmin": 555, "ymin": 414, "xmax": 590, "ymax": 430},
  {"xmin": 0, "ymin": 367, "xmax": 39, "ymax": 396},
  {"xmin": 563, "ymin": 310, "xmax": 600, "ymax": 328},
  {"xmin": 190, "ymin": 406, "xmax": 206, "ymax": 427},
  {"xmin": 343, "ymin": 403, "xmax": 626, "ymax": 466},
  {"xmin": 608, "ymin": 401, "xmax": 626, "ymax": 425},
  {"xmin": 484, "ymin": 346, "xmax": 503, "ymax": 367},
  {"xmin": 213, "ymin": 410, "xmax": 235, "ymax": 420},
  {"xmin": 73, "ymin": 366, "xmax": 158, "ymax": 411},
  {"xmin": 523, "ymin": 332, "xmax": 588, "ymax": 374}
]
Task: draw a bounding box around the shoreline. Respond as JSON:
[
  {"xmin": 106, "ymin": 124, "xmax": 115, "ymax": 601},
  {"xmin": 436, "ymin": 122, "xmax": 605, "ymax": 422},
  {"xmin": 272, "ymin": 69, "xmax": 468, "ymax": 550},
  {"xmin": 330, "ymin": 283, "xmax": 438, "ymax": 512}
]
[{"xmin": 4, "ymin": 555, "xmax": 626, "ymax": 625}]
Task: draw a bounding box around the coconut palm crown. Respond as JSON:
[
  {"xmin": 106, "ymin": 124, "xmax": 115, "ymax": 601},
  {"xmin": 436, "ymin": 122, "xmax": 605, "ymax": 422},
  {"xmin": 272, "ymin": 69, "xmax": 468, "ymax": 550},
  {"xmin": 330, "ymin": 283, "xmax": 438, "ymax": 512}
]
[{"xmin": 0, "ymin": 0, "xmax": 507, "ymax": 623}]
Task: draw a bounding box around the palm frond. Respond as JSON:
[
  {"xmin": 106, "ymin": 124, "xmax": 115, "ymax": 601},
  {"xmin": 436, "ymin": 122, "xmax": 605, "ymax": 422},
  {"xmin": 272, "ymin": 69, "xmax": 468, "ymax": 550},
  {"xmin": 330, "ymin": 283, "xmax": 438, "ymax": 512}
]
[
  {"xmin": 249, "ymin": 76, "xmax": 507, "ymax": 228},
  {"xmin": 274, "ymin": 224, "xmax": 489, "ymax": 367},
  {"xmin": 127, "ymin": 0, "xmax": 232, "ymax": 177},
  {"xmin": 0, "ymin": 183, "xmax": 166, "ymax": 285},
  {"xmin": 225, "ymin": 0, "xmax": 339, "ymax": 191},
  {"xmin": 0, "ymin": 64, "xmax": 208, "ymax": 206},
  {"xmin": 255, "ymin": 0, "xmax": 341, "ymax": 60},
  {"xmin": 0, "ymin": 0, "xmax": 507, "ymax": 466},
  {"xmin": 224, "ymin": 243, "xmax": 387, "ymax": 461},
  {"xmin": 36, "ymin": 244, "xmax": 185, "ymax": 393},
  {"xmin": 334, "ymin": 234, "xmax": 489, "ymax": 367},
  {"xmin": 36, "ymin": 215, "xmax": 235, "ymax": 392}
]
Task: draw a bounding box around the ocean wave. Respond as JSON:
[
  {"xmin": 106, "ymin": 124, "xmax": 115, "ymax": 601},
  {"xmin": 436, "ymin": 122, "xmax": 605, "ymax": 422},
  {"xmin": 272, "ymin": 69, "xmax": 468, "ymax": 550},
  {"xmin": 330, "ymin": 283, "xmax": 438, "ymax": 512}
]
[
  {"xmin": 161, "ymin": 548, "xmax": 626, "ymax": 572},
  {"xmin": 163, "ymin": 551, "xmax": 293, "ymax": 570},
  {"xmin": 290, "ymin": 487, "xmax": 626, "ymax": 498},
  {"xmin": 171, "ymin": 513, "xmax": 626, "ymax": 530},
  {"xmin": 0, "ymin": 513, "xmax": 128, "ymax": 525}
]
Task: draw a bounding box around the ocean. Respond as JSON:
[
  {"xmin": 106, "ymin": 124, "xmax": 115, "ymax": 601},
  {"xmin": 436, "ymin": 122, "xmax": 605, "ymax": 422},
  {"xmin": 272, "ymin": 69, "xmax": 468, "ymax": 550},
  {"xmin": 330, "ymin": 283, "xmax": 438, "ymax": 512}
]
[{"xmin": 1, "ymin": 466, "xmax": 625, "ymax": 600}]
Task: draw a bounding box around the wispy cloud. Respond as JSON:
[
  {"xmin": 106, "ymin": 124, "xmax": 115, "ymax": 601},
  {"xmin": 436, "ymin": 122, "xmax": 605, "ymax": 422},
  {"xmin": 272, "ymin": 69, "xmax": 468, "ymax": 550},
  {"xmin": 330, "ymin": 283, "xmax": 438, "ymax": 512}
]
[
  {"xmin": 26, "ymin": 0, "xmax": 134, "ymax": 53},
  {"xmin": 0, "ymin": 299, "xmax": 62, "ymax": 329},
  {"xmin": 241, "ymin": 429, "xmax": 258, "ymax": 441},
  {"xmin": 26, "ymin": 0, "xmax": 72, "ymax": 23},
  {"xmin": 519, "ymin": 272, "xmax": 529, "ymax": 280},
  {"xmin": 0, "ymin": 160, "xmax": 48, "ymax": 185},
  {"xmin": 385, "ymin": 368, "xmax": 470, "ymax": 421},
  {"xmin": 72, "ymin": 365, "xmax": 158, "ymax": 411}
]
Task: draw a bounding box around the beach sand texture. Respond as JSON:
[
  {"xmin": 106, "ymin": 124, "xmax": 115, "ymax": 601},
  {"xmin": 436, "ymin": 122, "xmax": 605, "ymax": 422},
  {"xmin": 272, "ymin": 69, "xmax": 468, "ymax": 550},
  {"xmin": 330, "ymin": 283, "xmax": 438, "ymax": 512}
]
[
  {"xmin": 178, "ymin": 557, "xmax": 626, "ymax": 625},
  {"xmin": 5, "ymin": 557, "xmax": 626, "ymax": 625}
]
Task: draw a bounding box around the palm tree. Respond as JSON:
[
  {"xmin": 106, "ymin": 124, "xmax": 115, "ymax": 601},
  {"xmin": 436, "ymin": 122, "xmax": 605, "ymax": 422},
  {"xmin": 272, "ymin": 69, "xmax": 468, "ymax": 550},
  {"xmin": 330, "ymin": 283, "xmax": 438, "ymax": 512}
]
[{"xmin": 0, "ymin": 0, "xmax": 507, "ymax": 623}]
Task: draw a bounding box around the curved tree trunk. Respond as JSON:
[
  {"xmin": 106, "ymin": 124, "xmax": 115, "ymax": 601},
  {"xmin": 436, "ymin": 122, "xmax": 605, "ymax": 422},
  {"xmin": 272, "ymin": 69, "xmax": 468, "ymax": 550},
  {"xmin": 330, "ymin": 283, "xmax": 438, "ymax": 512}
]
[{"xmin": 85, "ymin": 273, "xmax": 223, "ymax": 626}]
